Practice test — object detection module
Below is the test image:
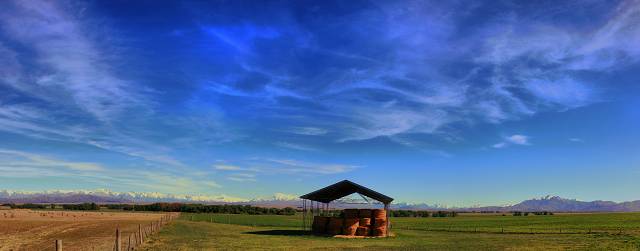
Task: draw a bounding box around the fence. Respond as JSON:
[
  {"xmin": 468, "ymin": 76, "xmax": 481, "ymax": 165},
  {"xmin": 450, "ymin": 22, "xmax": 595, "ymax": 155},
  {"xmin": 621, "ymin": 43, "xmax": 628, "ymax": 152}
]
[{"xmin": 53, "ymin": 212, "xmax": 180, "ymax": 251}]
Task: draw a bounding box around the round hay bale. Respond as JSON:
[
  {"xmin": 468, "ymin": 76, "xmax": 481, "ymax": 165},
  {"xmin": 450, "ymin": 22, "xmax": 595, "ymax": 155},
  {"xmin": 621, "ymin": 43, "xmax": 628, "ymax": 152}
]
[
  {"xmin": 312, "ymin": 216, "xmax": 329, "ymax": 234},
  {"xmin": 372, "ymin": 226, "xmax": 387, "ymax": 236},
  {"xmin": 358, "ymin": 209, "xmax": 372, "ymax": 218},
  {"xmin": 343, "ymin": 225, "xmax": 358, "ymax": 235},
  {"xmin": 372, "ymin": 209, "xmax": 386, "ymax": 218},
  {"xmin": 344, "ymin": 218, "xmax": 359, "ymax": 227},
  {"xmin": 343, "ymin": 209, "xmax": 359, "ymax": 218},
  {"xmin": 359, "ymin": 217, "xmax": 371, "ymax": 226},
  {"xmin": 343, "ymin": 218, "xmax": 359, "ymax": 236},
  {"xmin": 327, "ymin": 217, "xmax": 343, "ymax": 235},
  {"xmin": 343, "ymin": 218, "xmax": 359, "ymax": 235},
  {"xmin": 355, "ymin": 226, "xmax": 369, "ymax": 236},
  {"xmin": 373, "ymin": 218, "xmax": 387, "ymax": 227}
]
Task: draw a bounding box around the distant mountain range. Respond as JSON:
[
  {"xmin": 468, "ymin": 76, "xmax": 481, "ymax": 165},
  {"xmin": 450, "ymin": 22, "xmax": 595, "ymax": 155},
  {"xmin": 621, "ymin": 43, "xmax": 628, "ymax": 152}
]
[
  {"xmin": 392, "ymin": 196, "xmax": 640, "ymax": 212},
  {"xmin": 2, "ymin": 191, "xmax": 640, "ymax": 212},
  {"xmin": 0, "ymin": 190, "xmax": 245, "ymax": 204}
]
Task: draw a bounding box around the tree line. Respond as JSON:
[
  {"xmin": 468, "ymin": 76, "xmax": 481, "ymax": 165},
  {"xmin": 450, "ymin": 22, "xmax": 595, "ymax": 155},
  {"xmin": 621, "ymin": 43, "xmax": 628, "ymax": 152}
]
[
  {"xmin": 391, "ymin": 210, "xmax": 458, "ymax": 217},
  {"xmin": 106, "ymin": 203, "xmax": 297, "ymax": 215},
  {"xmin": 512, "ymin": 211, "xmax": 554, "ymax": 216}
]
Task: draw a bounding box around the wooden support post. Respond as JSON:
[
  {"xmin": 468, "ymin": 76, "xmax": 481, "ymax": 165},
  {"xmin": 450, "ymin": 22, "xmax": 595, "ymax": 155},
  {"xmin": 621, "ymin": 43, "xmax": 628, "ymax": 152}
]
[
  {"xmin": 384, "ymin": 203, "xmax": 390, "ymax": 237},
  {"xmin": 138, "ymin": 224, "xmax": 143, "ymax": 243},
  {"xmin": 127, "ymin": 234, "xmax": 131, "ymax": 251},
  {"xmin": 115, "ymin": 227, "xmax": 121, "ymax": 251},
  {"xmin": 55, "ymin": 240, "xmax": 62, "ymax": 251}
]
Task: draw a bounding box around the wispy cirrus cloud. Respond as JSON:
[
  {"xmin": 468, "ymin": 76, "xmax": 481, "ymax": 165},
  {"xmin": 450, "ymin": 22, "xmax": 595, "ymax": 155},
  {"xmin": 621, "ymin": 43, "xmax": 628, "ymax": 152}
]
[
  {"xmin": 227, "ymin": 173, "xmax": 257, "ymax": 182},
  {"xmin": 0, "ymin": 0, "xmax": 237, "ymax": 171},
  {"xmin": 212, "ymin": 158, "xmax": 357, "ymax": 182},
  {"xmin": 569, "ymin": 138, "xmax": 584, "ymax": 143},
  {"xmin": 287, "ymin": 127, "xmax": 328, "ymax": 136},
  {"xmin": 0, "ymin": 0, "xmax": 150, "ymax": 121},
  {"xmin": 274, "ymin": 142, "xmax": 319, "ymax": 152},
  {"xmin": 195, "ymin": 0, "xmax": 638, "ymax": 146},
  {"xmin": 214, "ymin": 164, "xmax": 243, "ymax": 171},
  {"xmin": 493, "ymin": 135, "xmax": 531, "ymax": 149},
  {"xmin": 0, "ymin": 149, "xmax": 222, "ymax": 194},
  {"xmin": 0, "ymin": 149, "xmax": 103, "ymax": 171}
]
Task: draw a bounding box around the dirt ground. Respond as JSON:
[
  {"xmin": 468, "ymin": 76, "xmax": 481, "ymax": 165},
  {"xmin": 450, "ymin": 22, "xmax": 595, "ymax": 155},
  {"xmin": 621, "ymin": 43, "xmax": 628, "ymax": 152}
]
[{"xmin": 0, "ymin": 209, "xmax": 173, "ymax": 251}]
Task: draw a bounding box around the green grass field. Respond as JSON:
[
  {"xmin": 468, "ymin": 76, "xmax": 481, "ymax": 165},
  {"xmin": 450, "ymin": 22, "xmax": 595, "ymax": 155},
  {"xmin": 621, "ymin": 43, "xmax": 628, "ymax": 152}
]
[{"xmin": 141, "ymin": 213, "xmax": 640, "ymax": 250}]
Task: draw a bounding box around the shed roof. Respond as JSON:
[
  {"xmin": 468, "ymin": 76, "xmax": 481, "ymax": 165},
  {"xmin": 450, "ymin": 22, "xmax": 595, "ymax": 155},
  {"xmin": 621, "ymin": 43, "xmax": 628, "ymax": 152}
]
[{"xmin": 300, "ymin": 180, "xmax": 394, "ymax": 204}]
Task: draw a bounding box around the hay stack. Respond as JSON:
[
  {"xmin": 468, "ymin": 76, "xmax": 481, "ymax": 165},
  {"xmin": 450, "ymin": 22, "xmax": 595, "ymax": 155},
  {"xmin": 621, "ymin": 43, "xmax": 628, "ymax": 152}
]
[
  {"xmin": 327, "ymin": 217, "xmax": 343, "ymax": 235},
  {"xmin": 358, "ymin": 209, "xmax": 372, "ymax": 218},
  {"xmin": 343, "ymin": 218, "xmax": 359, "ymax": 236},
  {"xmin": 312, "ymin": 216, "xmax": 329, "ymax": 234},
  {"xmin": 343, "ymin": 209, "xmax": 359, "ymax": 218},
  {"xmin": 355, "ymin": 226, "xmax": 369, "ymax": 236},
  {"xmin": 373, "ymin": 217, "xmax": 387, "ymax": 228},
  {"xmin": 359, "ymin": 218, "xmax": 371, "ymax": 226},
  {"xmin": 371, "ymin": 227, "xmax": 387, "ymax": 236},
  {"xmin": 371, "ymin": 210, "xmax": 388, "ymax": 237},
  {"xmin": 372, "ymin": 209, "xmax": 386, "ymax": 218}
]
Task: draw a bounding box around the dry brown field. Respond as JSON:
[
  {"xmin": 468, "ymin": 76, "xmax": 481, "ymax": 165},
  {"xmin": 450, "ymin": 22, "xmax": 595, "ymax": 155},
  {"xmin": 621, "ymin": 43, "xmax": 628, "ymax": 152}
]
[{"xmin": 0, "ymin": 209, "xmax": 172, "ymax": 251}]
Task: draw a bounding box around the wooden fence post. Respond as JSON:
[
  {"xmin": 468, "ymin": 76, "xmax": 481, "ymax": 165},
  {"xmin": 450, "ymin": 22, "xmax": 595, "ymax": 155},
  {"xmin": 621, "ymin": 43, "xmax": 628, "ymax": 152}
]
[
  {"xmin": 115, "ymin": 227, "xmax": 121, "ymax": 251},
  {"xmin": 138, "ymin": 224, "xmax": 143, "ymax": 243},
  {"xmin": 55, "ymin": 240, "xmax": 62, "ymax": 251}
]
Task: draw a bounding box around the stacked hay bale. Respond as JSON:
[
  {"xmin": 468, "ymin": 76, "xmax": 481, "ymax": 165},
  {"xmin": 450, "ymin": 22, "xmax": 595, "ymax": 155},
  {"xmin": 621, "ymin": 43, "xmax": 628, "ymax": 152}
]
[
  {"xmin": 342, "ymin": 209, "xmax": 360, "ymax": 236},
  {"xmin": 343, "ymin": 218, "xmax": 359, "ymax": 235},
  {"xmin": 356, "ymin": 209, "xmax": 372, "ymax": 236},
  {"xmin": 371, "ymin": 209, "xmax": 387, "ymax": 236},
  {"xmin": 311, "ymin": 208, "xmax": 388, "ymax": 237},
  {"xmin": 327, "ymin": 217, "xmax": 344, "ymax": 235},
  {"xmin": 312, "ymin": 216, "xmax": 329, "ymax": 234}
]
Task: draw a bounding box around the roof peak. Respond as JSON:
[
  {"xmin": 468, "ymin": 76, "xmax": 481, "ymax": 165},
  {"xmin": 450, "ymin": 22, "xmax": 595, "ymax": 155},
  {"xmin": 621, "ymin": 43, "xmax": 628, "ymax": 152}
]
[{"xmin": 300, "ymin": 180, "xmax": 393, "ymax": 204}]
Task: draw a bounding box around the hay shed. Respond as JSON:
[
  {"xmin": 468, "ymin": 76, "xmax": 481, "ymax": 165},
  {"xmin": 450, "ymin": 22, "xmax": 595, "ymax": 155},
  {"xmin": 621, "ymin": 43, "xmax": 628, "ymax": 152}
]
[{"xmin": 300, "ymin": 180, "xmax": 394, "ymax": 237}]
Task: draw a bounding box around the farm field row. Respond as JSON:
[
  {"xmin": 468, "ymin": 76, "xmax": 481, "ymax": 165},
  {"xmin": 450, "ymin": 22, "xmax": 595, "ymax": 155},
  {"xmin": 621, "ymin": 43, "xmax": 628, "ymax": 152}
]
[
  {"xmin": 0, "ymin": 209, "xmax": 173, "ymax": 251},
  {"xmin": 143, "ymin": 213, "xmax": 640, "ymax": 250}
]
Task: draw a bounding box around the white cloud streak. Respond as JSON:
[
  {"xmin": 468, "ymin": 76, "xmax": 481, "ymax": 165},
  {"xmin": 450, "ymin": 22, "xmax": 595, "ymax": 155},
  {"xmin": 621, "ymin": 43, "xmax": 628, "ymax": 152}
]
[
  {"xmin": 0, "ymin": 149, "xmax": 222, "ymax": 194},
  {"xmin": 493, "ymin": 134, "xmax": 531, "ymax": 149},
  {"xmin": 0, "ymin": 0, "xmax": 149, "ymax": 121}
]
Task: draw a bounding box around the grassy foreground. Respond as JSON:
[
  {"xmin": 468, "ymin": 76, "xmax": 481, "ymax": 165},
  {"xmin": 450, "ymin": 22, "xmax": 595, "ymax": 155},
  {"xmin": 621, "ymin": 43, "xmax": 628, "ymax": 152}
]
[{"xmin": 141, "ymin": 213, "xmax": 640, "ymax": 250}]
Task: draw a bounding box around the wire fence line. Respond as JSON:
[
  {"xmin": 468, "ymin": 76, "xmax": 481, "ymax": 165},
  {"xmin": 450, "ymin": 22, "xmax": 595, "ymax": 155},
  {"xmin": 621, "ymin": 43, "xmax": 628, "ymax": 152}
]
[{"xmin": 52, "ymin": 212, "xmax": 180, "ymax": 251}]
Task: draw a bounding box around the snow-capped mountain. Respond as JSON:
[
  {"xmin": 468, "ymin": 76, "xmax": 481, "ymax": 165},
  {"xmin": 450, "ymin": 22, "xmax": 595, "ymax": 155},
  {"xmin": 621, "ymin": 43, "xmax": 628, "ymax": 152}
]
[{"xmin": 2, "ymin": 190, "xmax": 640, "ymax": 212}]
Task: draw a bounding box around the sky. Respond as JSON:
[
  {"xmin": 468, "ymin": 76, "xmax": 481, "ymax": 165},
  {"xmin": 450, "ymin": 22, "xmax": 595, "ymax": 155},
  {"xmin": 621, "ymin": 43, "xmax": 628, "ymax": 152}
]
[{"xmin": 0, "ymin": 0, "xmax": 639, "ymax": 206}]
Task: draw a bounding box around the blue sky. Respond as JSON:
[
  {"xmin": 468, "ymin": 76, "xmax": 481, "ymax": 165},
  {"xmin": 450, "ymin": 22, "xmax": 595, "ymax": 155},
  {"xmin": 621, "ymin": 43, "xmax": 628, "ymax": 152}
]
[{"xmin": 0, "ymin": 0, "xmax": 638, "ymax": 206}]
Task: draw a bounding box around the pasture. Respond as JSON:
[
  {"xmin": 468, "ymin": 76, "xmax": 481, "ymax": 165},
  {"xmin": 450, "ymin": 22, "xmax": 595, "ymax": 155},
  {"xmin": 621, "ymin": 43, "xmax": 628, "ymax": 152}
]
[
  {"xmin": 3, "ymin": 210, "xmax": 640, "ymax": 250},
  {"xmin": 142, "ymin": 212, "xmax": 640, "ymax": 250},
  {"xmin": 0, "ymin": 209, "xmax": 174, "ymax": 251}
]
